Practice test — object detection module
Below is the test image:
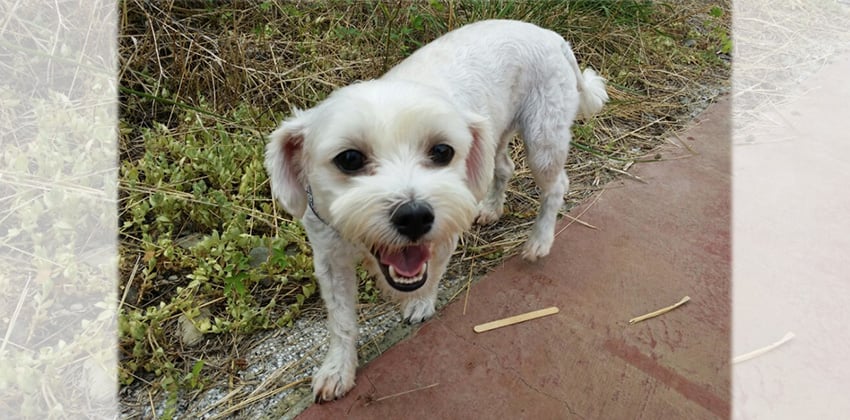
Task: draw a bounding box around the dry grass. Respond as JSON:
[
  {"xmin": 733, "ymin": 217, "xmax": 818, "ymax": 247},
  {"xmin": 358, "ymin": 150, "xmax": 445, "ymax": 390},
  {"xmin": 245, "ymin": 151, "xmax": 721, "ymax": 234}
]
[
  {"xmin": 117, "ymin": 0, "xmax": 732, "ymax": 417},
  {"xmin": 733, "ymin": 0, "xmax": 850, "ymax": 134},
  {"xmin": 1, "ymin": 0, "xmax": 119, "ymax": 417}
]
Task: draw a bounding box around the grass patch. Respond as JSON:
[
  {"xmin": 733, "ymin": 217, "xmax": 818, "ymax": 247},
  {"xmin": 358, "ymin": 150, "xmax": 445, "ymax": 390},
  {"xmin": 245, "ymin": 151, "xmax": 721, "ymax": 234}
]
[
  {"xmin": 117, "ymin": 0, "xmax": 730, "ymax": 416},
  {"xmin": 2, "ymin": 2, "xmax": 117, "ymax": 417}
]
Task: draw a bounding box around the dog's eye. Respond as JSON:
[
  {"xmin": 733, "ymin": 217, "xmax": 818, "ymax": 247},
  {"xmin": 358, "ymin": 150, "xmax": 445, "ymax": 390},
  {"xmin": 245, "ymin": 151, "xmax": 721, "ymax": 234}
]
[
  {"xmin": 429, "ymin": 144, "xmax": 454, "ymax": 166},
  {"xmin": 333, "ymin": 149, "xmax": 366, "ymax": 173}
]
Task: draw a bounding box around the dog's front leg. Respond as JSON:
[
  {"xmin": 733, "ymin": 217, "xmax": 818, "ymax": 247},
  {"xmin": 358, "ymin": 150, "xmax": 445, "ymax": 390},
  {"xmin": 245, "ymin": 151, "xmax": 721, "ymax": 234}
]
[{"xmin": 303, "ymin": 218, "xmax": 360, "ymax": 402}]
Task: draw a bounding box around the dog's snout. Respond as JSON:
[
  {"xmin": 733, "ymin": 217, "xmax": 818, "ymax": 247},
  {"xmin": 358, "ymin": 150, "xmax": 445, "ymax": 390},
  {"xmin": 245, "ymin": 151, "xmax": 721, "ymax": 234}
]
[{"xmin": 391, "ymin": 201, "xmax": 434, "ymax": 241}]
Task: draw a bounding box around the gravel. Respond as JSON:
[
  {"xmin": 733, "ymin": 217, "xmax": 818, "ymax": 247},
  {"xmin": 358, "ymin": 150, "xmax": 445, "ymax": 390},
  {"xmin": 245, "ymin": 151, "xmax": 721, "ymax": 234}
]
[{"xmin": 128, "ymin": 269, "xmax": 473, "ymax": 419}]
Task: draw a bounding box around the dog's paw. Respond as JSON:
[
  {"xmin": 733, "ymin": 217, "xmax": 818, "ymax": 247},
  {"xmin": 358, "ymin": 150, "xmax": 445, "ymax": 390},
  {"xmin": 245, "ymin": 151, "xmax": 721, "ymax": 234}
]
[
  {"xmin": 312, "ymin": 353, "xmax": 357, "ymax": 403},
  {"xmin": 475, "ymin": 205, "xmax": 503, "ymax": 225},
  {"xmin": 402, "ymin": 298, "xmax": 436, "ymax": 323},
  {"xmin": 521, "ymin": 237, "xmax": 553, "ymax": 262}
]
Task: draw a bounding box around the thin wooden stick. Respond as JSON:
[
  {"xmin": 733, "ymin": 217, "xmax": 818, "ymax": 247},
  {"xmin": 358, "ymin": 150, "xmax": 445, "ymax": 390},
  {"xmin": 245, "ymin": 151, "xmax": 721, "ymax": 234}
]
[
  {"xmin": 370, "ymin": 382, "xmax": 440, "ymax": 404},
  {"xmin": 561, "ymin": 213, "xmax": 598, "ymax": 229},
  {"xmin": 195, "ymin": 385, "xmax": 246, "ymax": 418},
  {"xmin": 462, "ymin": 261, "xmax": 474, "ymax": 316},
  {"xmin": 1, "ymin": 274, "xmax": 29, "ymax": 356},
  {"xmin": 733, "ymin": 332, "xmax": 795, "ymax": 364},
  {"xmin": 555, "ymin": 189, "xmax": 604, "ymax": 239},
  {"xmin": 118, "ymin": 254, "xmax": 140, "ymax": 310},
  {"xmin": 209, "ymin": 378, "xmax": 310, "ymax": 420},
  {"xmin": 473, "ymin": 307, "xmax": 559, "ymax": 333},
  {"xmin": 605, "ymin": 165, "xmax": 648, "ymax": 184},
  {"xmin": 629, "ymin": 296, "xmax": 690, "ymax": 324}
]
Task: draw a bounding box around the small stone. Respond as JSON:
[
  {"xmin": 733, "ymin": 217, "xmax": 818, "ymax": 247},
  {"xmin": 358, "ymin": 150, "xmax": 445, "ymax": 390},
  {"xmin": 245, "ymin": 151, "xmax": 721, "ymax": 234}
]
[
  {"xmin": 285, "ymin": 243, "xmax": 300, "ymax": 256},
  {"xmin": 178, "ymin": 308, "xmax": 211, "ymax": 347},
  {"xmin": 175, "ymin": 232, "xmax": 205, "ymax": 249},
  {"xmin": 84, "ymin": 355, "xmax": 115, "ymax": 402},
  {"xmin": 249, "ymin": 247, "xmax": 270, "ymax": 267}
]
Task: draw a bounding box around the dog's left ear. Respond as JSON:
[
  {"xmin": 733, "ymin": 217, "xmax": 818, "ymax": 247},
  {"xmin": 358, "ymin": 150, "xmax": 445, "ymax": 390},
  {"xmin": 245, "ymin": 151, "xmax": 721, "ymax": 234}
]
[
  {"xmin": 463, "ymin": 113, "xmax": 496, "ymax": 202},
  {"xmin": 265, "ymin": 110, "xmax": 310, "ymax": 218}
]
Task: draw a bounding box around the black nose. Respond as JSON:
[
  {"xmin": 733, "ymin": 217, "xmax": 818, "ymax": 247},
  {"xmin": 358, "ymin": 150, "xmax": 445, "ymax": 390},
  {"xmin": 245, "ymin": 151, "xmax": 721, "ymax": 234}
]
[{"xmin": 391, "ymin": 201, "xmax": 434, "ymax": 241}]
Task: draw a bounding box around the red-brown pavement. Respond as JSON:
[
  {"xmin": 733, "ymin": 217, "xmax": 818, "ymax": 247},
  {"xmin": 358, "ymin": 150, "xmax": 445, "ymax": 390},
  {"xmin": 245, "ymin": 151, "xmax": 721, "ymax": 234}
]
[{"xmin": 297, "ymin": 97, "xmax": 731, "ymax": 419}]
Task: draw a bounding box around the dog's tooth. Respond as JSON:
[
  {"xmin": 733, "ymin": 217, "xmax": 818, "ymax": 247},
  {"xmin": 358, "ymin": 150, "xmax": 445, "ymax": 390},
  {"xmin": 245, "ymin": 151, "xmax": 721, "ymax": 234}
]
[
  {"xmin": 388, "ymin": 266, "xmax": 406, "ymax": 283},
  {"xmin": 388, "ymin": 265, "xmax": 426, "ymax": 284}
]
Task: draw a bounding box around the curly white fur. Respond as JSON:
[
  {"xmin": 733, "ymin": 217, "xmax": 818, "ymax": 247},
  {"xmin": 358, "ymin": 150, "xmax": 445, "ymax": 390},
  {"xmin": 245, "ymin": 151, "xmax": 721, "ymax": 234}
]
[{"xmin": 265, "ymin": 19, "xmax": 607, "ymax": 402}]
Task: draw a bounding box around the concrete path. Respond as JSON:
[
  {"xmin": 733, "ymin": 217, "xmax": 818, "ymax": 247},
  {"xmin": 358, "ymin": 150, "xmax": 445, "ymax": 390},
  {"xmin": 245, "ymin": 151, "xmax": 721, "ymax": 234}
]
[
  {"xmin": 732, "ymin": 54, "xmax": 850, "ymax": 419},
  {"xmin": 297, "ymin": 98, "xmax": 731, "ymax": 419}
]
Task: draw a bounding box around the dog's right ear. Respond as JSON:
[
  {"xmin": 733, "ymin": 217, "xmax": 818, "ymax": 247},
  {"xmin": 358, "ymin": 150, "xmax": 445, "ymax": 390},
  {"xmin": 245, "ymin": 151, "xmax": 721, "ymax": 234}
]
[{"xmin": 265, "ymin": 111, "xmax": 309, "ymax": 218}]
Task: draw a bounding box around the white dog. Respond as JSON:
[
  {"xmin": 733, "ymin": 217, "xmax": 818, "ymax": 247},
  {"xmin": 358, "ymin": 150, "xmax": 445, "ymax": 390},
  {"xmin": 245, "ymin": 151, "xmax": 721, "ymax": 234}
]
[{"xmin": 265, "ymin": 19, "xmax": 607, "ymax": 402}]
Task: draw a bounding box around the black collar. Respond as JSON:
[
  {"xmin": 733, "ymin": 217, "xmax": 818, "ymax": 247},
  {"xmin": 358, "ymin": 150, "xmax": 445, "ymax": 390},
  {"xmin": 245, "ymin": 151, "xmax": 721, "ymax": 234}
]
[{"xmin": 306, "ymin": 185, "xmax": 331, "ymax": 226}]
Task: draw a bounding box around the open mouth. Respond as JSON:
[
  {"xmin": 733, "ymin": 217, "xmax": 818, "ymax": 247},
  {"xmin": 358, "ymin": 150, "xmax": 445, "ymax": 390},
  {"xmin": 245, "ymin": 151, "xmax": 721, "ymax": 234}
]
[{"xmin": 373, "ymin": 244, "xmax": 431, "ymax": 292}]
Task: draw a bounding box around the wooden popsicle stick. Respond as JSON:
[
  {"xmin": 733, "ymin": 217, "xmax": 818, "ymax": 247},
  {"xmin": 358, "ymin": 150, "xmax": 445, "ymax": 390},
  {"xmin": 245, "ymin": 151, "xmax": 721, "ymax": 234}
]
[
  {"xmin": 473, "ymin": 306, "xmax": 559, "ymax": 333},
  {"xmin": 628, "ymin": 295, "xmax": 690, "ymax": 325}
]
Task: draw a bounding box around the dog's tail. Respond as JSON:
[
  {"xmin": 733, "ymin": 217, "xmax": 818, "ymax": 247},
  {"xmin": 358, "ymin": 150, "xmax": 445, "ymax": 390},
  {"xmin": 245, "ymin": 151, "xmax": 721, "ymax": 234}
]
[{"xmin": 563, "ymin": 43, "xmax": 608, "ymax": 120}]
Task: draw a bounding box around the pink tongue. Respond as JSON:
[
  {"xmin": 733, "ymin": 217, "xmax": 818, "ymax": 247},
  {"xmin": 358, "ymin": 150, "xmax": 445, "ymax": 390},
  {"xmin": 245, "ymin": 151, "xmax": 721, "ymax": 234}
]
[{"xmin": 380, "ymin": 245, "xmax": 430, "ymax": 277}]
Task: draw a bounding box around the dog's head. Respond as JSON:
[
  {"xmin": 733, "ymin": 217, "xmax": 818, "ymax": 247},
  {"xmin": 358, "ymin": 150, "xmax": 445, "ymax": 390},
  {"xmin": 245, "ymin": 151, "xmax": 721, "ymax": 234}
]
[{"xmin": 265, "ymin": 80, "xmax": 494, "ymax": 292}]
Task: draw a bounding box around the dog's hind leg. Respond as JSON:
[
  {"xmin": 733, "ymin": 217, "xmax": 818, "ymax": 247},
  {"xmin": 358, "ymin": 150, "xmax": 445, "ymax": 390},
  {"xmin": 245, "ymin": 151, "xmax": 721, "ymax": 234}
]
[
  {"xmin": 518, "ymin": 100, "xmax": 575, "ymax": 262},
  {"xmin": 522, "ymin": 168, "xmax": 568, "ymax": 262},
  {"xmin": 475, "ymin": 131, "xmax": 515, "ymax": 225}
]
